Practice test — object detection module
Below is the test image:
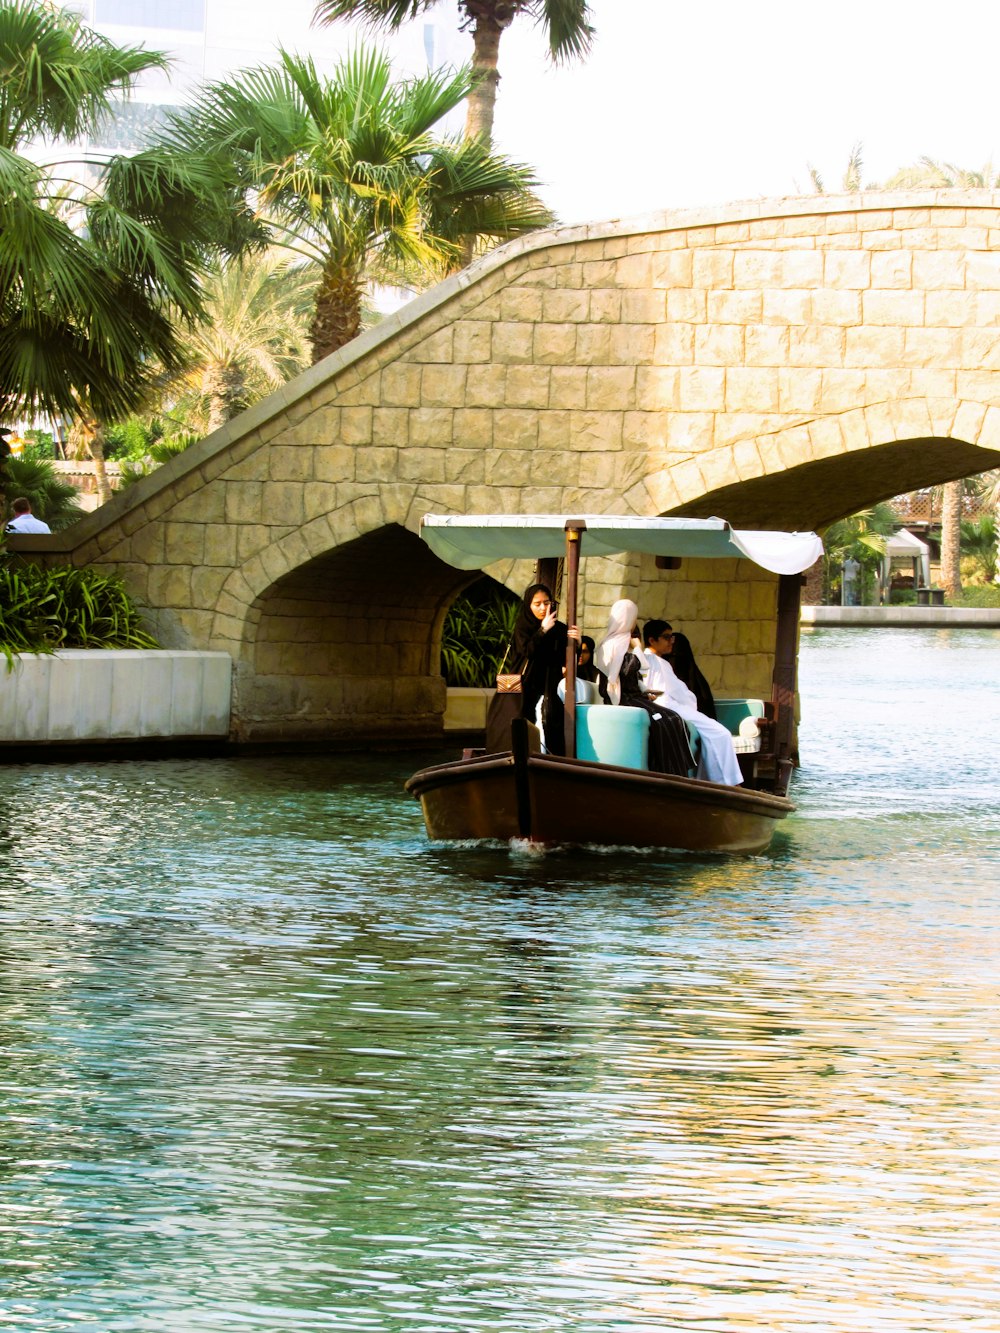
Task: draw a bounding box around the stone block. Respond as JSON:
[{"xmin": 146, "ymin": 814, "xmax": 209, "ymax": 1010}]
[
  {"xmin": 421, "ymin": 364, "xmax": 468, "ymax": 407},
  {"xmin": 398, "ymin": 445, "xmax": 446, "ymax": 484},
  {"xmin": 844, "ymin": 325, "xmax": 904, "ymax": 365},
  {"xmin": 952, "ymin": 399, "xmax": 989, "ymax": 444},
  {"xmin": 678, "ymin": 367, "xmax": 726, "ymax": 411},
  {"xmin": 733, "ymin": 437, "xmax": 765, "ymax": 481},
  {"xmin": 663, "ymin": 411, "xmax": 714, "ymax": 453},
  {"xmin": 569, "ymin": 410, "xmax": 623, "ymax": 451},
  {"xmin": 666, "ymin": 288, "xmax": 707, "ymax": 322},
  {"xmin": 354, "ymin": 446, "xmax": 397, "ymax": 482},
  {"xmin": 911, "ymin": 250, "xmax": 966, "ymax": 290},
  {"xmin": 371, "ymin": 407, "xmax": 408, "ymax": 447},
  {"xmin": 823, "ymin": 250, "xmax": 871, "ymax": 289},
  {"xmin": 708, "ymin": 289, "xmax": 763, "ymax": 324},
  {"xmin": 587, "ymin": 366, "xmax": 636, "ymax": 410},
  {"xmin": 224, "ymin": 481, "xmax": 263, "ymax": 525},
  {"xmin": 409, "ymin": 407, "xmax": 453, "ymax": 446},
  {"xmin": 924, "ymin": 290, "xmax": 975, "ymax": 327},
  {"xmin": 787, "ymin": 324, "xmax": 846, "ymax": 369},
  {"xmin": 147, "ymin": 564, "xmax": 194, "ymax": 609},
  {"xmin": 537, "ymin": 410, "xmax": 571, "ymax": 449},
  {"xmin": 204, "ymin": 523, "xmax": 240, "ymax": 567},
  {"xmin": 380, "ymin": 362, "xmax": 423, "ymax": 406},
  {"xmin": 862, "ymin": 289, "xmax": 925, "ymax": 326},
  {"xmin": 725, "ymin": 368, "xmax": 779, "ymax": 412},
  {"xmin": 444, "ymin": 449, "xmax": 486, "ymax": 483},
  {"xmin": 589, "ymin": 290, "xmax": 624, "ymax": 323},
  {"xmin": 762, "ymin": 289, "xmax": 812, "ymax": 325},
  {"xmin": 129, "ymin": 523, "xmax": 165, "ymax": 565},
  {"xmin": 541, "ymin": 288, "xmax": 590, "ymax": 323},
  {"xmin": 633, "ymin": 366, "xmax": 680, "ymax": 412},
  {"xmin": 653, "ymin": 323, "xmax": 695, "ymax": 365},
  {"xmin": 408, "ymin": 327, "xmax": 453, "ymax": 363},
  {"xmin": 549, "ymin": 366, "xmax": 589, "ymax": 409},
  {"xmin": 651, "ymin": 250, "xmax": 693, "ymax": 287},
  {"xmin": 870, "ymin": 250, "xmax": 913, "ymax": 289},
  {"xmin": 494, "ymin": 408, "xmax": 539, "ymax": 448},
  {"xmin": 533, "ymin": 323, "xmax": 578, "ymax": 364},
  {"xmin": 492, "ymin": 321, "xmax": 535, "ymax": 364},
  {"xmin": 314, "ymin": 444, "xmax": 355, "ymax": 482},
  {"xmin": 959, "ymin": 329, "xmax": 1000, "ymax": 371},
  {"xmin": 976, "ymin": 292, "xmax": 1000, "ymax": 325},
  {"xmin": 733, "ymin": 251, "xmax": 784, "ymax": 287},
  {"xmin": 778, "ymin": 250, "xmax": 824, "ymax": 287},
  {"xmin": 500, "ymin": 287, "xmax": 544, "ymax": 321},
  {"xmin": 575, "ymin": 324, "xmax": 612, "ymax": 364},
  {"xmin": 779, "ymin": 368, "xmax": 823, "ymax": 412},
  {"xmin": 609, "ymin": 324, "xmax": 655, "ymax": 364},
  {"xmin": 810, "ymin": 290, "xmax": 862, "ymax": 326},
  {"xmin": 465, "ymin": 364, "xmax": 507, "ymax": 407},
  {"xmin": 452, "ymin": 408, "xmax": 493, "ymax": 448},
  {"xmin": 452, "ymin": 320, "xmax": 493, "ymax": 363},
  {"xmin": 860, "ymin": 228, "xmax": 903, "ymax": 251},
  {"xmin": 341, "ymin": 406, "xmax": 373, "ymax": 445},
  {"xmin": 903, "ymin": 327, "xmax": 963, "ymax": 367},
  {"xmin": 621, "ymin": 290, "xmax": 667, "ymax": 323},
  {"xmin": 268, "ymin": 445, "xmax": 315, "ymax": 482},
  {"xmin": 744, "ymin": 326, "xmax": 790, "ymax": 367},
  {"xmin": 506, "ymin": 365, "xmax": 551, "ymax": 408},
  {"xmin": 695, "ymin": 325, "xmax": 744, "ymax": 366},
  {"xmin": 693, "ymin": 249, "xmax": 735, "ymax": 288},
  {"xmin": 163, "ymin": 522, "xmax": 206, "ymax": 566}
]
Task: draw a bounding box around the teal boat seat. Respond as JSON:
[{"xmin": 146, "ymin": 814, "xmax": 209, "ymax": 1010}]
[
  {"xmin": 715, "ymin": 698, "xmax": 766, "ymax": 735},
  {"xmin": 576, "ymin": 703, "xmax": 649, "ymax": 769}
]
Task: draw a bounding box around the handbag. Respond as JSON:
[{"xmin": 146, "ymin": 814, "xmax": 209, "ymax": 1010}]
[{"xmin": 494, "ymin": 645, "xmax": 526, "ymax": 694}]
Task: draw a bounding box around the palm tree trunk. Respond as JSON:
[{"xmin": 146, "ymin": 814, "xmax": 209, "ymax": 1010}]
[
  {"xmin": 940, "ymin": 479, "xmax": 963, "ymax": 601},
  {"xmin": 309, "ymin": 263, "xmax": 363, "ymax": 363},
  {"xmin": 465, "ymin": 15, "xmax": 504, "ymax": 145},
  {"xmin": 67, "ymin": 410, "xmax": 113, "ymax": 506},
  {"xmin": 204, "ymin": 362, "xmax": 246, "ymax": 432}
]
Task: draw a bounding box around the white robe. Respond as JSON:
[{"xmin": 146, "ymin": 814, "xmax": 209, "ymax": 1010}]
[{"xmin": 640, "ymin": 650, "xmax": 743, "ymax": 786}]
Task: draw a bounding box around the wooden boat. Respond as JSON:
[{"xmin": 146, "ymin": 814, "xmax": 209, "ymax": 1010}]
[{"xmin": 405, "ymin": 515, "xmax": 823, "ymax": 854}]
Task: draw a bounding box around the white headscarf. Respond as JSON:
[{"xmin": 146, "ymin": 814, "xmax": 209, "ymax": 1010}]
[{"xmin": 595, "ymin": 598, "xmax": 639, "ymax": 705}]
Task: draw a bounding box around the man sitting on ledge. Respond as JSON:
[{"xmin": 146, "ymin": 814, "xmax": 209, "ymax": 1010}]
[{"xmin": 5, "ymin": 498, "xmax": 51, "ymax": 534}]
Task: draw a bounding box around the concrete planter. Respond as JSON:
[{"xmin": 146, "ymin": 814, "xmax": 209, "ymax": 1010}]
[
  {"xmin": 444, "ymin": 686, "xmax": 493, "ymax": 732},
  {"xmin": 0, "ymin": 650, "xmax": 232, "ymax": 746}
]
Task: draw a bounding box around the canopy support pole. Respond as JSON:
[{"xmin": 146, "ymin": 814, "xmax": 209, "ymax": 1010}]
[
  {"xmin": 771, "ymin": 572, "xmax": 802, "ymax": 797},
  {"xmin": 563, "ymin": 522, "xmax": 585, "ymax": 758}
]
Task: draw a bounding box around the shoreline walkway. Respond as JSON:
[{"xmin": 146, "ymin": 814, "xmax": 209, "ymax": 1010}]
[{"xmin": 801, "ymin": 606, "xmax": 1000, "ymax": 627}]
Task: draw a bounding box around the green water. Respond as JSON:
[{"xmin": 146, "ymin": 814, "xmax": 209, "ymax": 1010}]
[{"xmin": 1, "ymin": 628, "xmax": 998, "ymax": 1331}]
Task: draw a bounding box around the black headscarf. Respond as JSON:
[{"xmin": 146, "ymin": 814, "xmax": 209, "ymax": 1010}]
[
  {"xmin": 510, "ymin": 583, "xmax": 554, "ymax": 665},
  {"xmin": 507, "ymin": 582, "xmax": 568, "ymax": 754},
  {"xmin": 669, "ymin": 632, "xmax": 717, "ymax": 719}
]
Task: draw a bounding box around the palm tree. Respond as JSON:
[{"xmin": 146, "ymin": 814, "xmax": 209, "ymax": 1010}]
[
  {"xmin": 162, "ymin": 46, "xmax": 553, "ymax": 362},
  {"xmin": 162, "ymin": 251, "xmax": 318, "ymax": 432},
  {"xmin": 313, "ymin": 0, "xmax": 595, "ymax": 145},
  {"xmin": 1, "ymin": 455, "xmax": 84, "ymax": 531},
  {"xmin": 0, "ymin": 0, "xmax": 261, "ymax": 432},
  {"xmin": 821, "ymin": 503, "xmax": 896, "ymax": 605}
]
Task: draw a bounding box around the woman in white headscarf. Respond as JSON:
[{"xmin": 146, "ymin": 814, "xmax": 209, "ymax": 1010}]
[{"xmin": 595, "ymin": 599, "xmax": 694, "ymax": 776}]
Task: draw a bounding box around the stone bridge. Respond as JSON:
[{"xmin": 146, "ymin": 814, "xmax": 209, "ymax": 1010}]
[{"xmin": 23, "ymin": 190, "xmax": 1000, "ymax": 742}]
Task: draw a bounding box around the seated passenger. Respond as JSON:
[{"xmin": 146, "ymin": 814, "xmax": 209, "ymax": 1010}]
[
  {"xmin": 576, "ymin": 635, "xmax": 609, "ymax": 701},
  {"xmin": 668, "ymin": 630, "xmax": 717, "ymax": 719},
  {"xmin": 643, "ymin": 621, "xmax": 742, "ymax": 786},
  {"xmin": 595, "ymin": 600, "xmax": 694, "ymax": 777}
]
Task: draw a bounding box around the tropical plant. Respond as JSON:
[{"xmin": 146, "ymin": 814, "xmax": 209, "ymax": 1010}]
[
  {"xmin": 820, "ymin": 503, "xmax": 897, "ymax": 605},
  {"xmin": 0, "ymin": 556, "xmax": 158, "ymax": 668},
  {"xmin": 1, "ymin": 454, "xmax": 83, "ymax": 530},
  {"xmin": 160, "ymin": 46, "xmax": 553, "ymax": 360},
  {"xmin": 314, "ymin": 0, "xmax": 595, "ymax": 145},
  {"xmin": 0, "ymin": 0, "xmax": 261, "ymax": 429},
  {"xmin": 117, "ymin": 434, "xmax": 199, "ymax": 489},
  {"xmin": 440, "ymin": 577, "xmax": 518, "ymax": 686},
  {"xmin": 960, "ymin": 513, "xmax": 997, "ymax": 585}
]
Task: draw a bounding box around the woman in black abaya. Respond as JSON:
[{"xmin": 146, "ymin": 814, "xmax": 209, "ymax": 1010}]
[
  {"xmin": 508, "ymin": 583, "xmax": 575, "ymax": 755},
  {"xmin": 668, "ymin": 631, "xmax": 717, "ymax": 719}
]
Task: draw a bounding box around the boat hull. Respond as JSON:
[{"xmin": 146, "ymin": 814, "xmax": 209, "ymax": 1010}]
[{"xmin": 405, "ymin": 750, "xmax": 793, "ymax": 854}]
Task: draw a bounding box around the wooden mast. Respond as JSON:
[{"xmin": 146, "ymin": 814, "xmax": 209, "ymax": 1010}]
[
  {"xmin": 771, "ymin": 571, "xmax": 802, "ymax": 797},
  {"xmin": 562, "ymin": 521, "xmax": 585, "ymax": 757}
]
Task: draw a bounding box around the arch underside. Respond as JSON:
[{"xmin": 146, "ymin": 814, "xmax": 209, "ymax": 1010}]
[
  {"xmin": 236, "ymin": 524, "xmax": 472, "ymax": 743},
  {"xmin": 669, "ymin": 437, "xmax": 1000, "ymax": 530}
]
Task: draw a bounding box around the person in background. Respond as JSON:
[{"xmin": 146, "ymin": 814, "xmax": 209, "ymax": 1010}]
[
  {"xmin": 576, "ymin": 634, "xmax": 609, "ymax": 700},
  {"xmin": 508, "ymin": 583, "xmax": 579, "ymax": 755},
  {"xmin": 595, "ymin": 600, "xmax": 694, "ymax": 776},
  {"xmin": 668, "ymin": 630, "xmax": 717, "ymax": 719},
  {"xmin": 643, "ymin": 620, "xmax": 742, "ymax": 786},
  {"xmin": 4, "ymin": 498, "xmax": 51, "ymax": 534}
]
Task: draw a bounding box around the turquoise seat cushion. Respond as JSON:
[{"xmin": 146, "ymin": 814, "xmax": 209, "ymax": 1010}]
[
  {"xmin": 576, "ymin": 704, "xmax": 650, "ymax": 769},
  {"xmin": 715, "ymin": 698, "xmax": 766, "ymax": 736}
]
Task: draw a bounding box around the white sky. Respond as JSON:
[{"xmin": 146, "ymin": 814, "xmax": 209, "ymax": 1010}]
[{"xmin": 413, "ymin": 0, "xmax": 1000, "ymax": 225}]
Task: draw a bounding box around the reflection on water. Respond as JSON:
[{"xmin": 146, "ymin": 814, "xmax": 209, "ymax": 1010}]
[{"xmin": 0, "ymin": 628, "xmax": 998, "ymax": 1331}]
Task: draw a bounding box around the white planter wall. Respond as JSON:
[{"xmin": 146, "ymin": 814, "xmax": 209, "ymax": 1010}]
[{"xmin": 0, "ymin": 650, "xmax": 232, "ymax": 744}]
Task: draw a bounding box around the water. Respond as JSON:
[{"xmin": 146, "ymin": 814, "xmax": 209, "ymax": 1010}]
[{"xmin": 1, "ymin": 628, "xmax": 998, "ymax": 1332}]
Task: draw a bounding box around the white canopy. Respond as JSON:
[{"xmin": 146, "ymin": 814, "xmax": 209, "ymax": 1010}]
[{"xmin": 420, "ymin": 514, "xmax": 824, "ymax": 576}]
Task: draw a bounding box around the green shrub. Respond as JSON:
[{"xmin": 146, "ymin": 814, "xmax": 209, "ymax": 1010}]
[
  {"xmin": 955, "ymin": 584, "xmax": 1000, "ymax": 608},
  {"xmin": 0, "ymin": 559, "xmax": 159, "ymax": 669},
  {"xmin": 2, "ymin": 456, "xmax": 84, "ymax": 530},
  {"xmin": 440, "ymin": 578, "xmax": 519, "ymax": 687}
]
